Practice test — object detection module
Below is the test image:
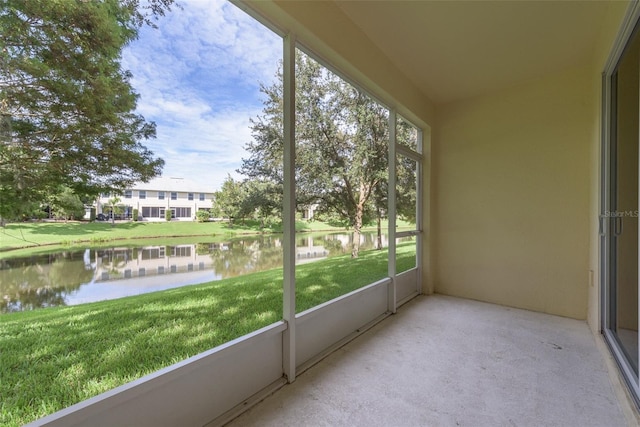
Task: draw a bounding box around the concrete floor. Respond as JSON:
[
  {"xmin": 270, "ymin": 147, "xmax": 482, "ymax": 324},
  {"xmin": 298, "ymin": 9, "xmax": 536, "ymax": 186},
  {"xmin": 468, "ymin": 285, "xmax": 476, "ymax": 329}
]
[{"xmin": 227, "ymin": 295, "xmax": 636, "ymax": 427}]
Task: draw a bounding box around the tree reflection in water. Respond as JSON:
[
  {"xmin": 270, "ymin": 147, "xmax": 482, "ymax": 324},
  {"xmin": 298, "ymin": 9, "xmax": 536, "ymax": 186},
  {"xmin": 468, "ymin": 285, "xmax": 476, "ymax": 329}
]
[
  {"xmin": 1, "ymin": 253, "xmax": 93, "ymax": 313},
  {"xmin": 0, "ymin": 232, "xmax": 392, "ymax": 313}
]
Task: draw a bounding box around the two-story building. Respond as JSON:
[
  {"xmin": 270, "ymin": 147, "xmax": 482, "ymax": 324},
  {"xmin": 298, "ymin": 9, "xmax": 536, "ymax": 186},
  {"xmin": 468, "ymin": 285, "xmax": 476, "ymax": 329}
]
[{"xmin": 96, "ymin": 177, "xmax": 215, "ymax": 221}]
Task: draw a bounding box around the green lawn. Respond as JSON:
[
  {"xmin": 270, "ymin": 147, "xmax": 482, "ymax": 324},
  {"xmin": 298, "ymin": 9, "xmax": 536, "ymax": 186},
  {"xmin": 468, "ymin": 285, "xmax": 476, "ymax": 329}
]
[
  {"xmin": 0, "ymin": 219, "xmax": 413, "ymax": 259},
  {"xmin": 0, "ymin": 243, "xmax": 416, "ymax": 427},
  {"xmin": 0, "ymin": 220, "xmax": 301, "ymax": 258},
  {"xmin": 0, "ymin": 221, "xmax": 261, "ymax": 253}
]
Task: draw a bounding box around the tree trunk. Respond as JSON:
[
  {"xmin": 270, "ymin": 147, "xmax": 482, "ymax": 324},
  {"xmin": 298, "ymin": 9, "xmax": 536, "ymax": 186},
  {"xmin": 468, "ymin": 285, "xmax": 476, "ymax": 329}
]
[
  {"xmin": 376, "ymin": 208, "xmax": 382, "ymax": 250},
  {"xmin": 351, "ymin": 181, "xmax": 370, "ymax": 258},
  {"xmin": 351, "ymin": 225, "xmax": 361, "ymax": 258},
  {"xmin": 352, "ymin": 204, "xmax": 364, "ymax": 258}
]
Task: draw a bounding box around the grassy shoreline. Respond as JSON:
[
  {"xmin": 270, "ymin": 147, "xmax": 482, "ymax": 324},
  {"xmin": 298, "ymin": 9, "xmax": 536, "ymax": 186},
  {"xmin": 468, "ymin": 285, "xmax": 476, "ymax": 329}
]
[
  {"xmin": 0, "ymin": 220, "xmax": 290, "ymax": 250},
  {"xmin": 0, "ymin": 220, "xmax": 408, "ymax": 259},
  {"xmin": 0, "ymin": 243, "xmax": 415, "ymax": 427}
]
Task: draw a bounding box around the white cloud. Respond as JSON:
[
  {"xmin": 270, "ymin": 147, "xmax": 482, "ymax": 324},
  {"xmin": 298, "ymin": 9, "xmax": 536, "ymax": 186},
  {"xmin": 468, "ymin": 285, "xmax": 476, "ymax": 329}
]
[
  {"xmin": 143, "ymin": 105, "xmax": 263, "ymax": 192},
  {"xmin": 122, "ymin": 0, "xmax": 282, "ymax": 190}
]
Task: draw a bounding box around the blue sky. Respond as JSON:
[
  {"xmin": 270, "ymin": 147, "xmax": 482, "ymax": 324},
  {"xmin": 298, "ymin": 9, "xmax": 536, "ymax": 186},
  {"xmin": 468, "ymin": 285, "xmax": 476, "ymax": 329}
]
[{"xmin": 121, "ymin": 0, "xmax": 282, "ymax": 191}]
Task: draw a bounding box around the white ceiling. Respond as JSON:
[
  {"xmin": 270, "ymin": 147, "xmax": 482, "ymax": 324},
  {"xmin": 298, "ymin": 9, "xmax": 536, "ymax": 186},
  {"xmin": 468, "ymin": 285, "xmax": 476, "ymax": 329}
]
[{"xmin": 335, "ymin": 1, "xmax": 613, "ymax": 104}]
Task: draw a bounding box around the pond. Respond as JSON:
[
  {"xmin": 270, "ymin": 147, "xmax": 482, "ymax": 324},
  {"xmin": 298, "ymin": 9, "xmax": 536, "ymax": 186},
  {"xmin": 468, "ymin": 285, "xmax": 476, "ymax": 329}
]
[{"xmin": 0, "ymin": 231, "xmax": 393, "ymax": 313}]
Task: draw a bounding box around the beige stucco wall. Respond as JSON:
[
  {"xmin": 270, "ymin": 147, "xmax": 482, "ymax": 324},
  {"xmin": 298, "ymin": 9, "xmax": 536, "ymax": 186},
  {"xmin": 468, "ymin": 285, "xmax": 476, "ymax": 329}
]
[
  {"xmin": 433, "ymin": 65, "xmax": 594, "ymax": 319},
  {"xmin": 432, "ymin": 1, "xmax": 630, "ymax": 322}
]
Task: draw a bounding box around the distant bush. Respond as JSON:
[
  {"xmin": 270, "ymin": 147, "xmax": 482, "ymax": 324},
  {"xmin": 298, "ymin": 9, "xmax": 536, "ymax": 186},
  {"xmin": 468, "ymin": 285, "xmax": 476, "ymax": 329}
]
[
  {"xmin": 165, "ymin": 209, "xmax": 172, "ymax": 222},
  {"xmin": 31, "ymin": 209, "xmax": 47, "ymax": 221},
  {"xmin": 133, "ymin": 208, "xmax": 139, "ymax": 222},
  {"xmin": 196, "ymin": 210, "xmax": 210, "ymax": 222}
]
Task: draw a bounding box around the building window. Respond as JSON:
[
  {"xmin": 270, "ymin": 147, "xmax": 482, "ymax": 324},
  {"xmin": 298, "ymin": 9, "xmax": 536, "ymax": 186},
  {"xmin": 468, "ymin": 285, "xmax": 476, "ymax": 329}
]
[
  {"xmin": 139, "ymin": 191, "xmax": 146, "ymax": 199},
  {"xmin": 141, "ymin": 207, "xmax": 161, "ymax": 218},
  {"xmin": 188, "ymin": 192, "xmax": 194, "ymax": 201},
  {"xmin": 124, "ymin": 190, "xmax": 132, "ymax": 199},
  {"xmin": 158, "ymin": 191, "xmax": 165, "ymax": 200},
  {"xmin": 199, "ymin": 193, "xmax": 205, "ymax": 201},
  {"xmin": 171, "ymin": 192, "xmax": 177, "ymax": 200},
  {"xmin": 101, "ymin": 192, "xmax": 110, "ymax": 198},
  {"xmin": 174, "ymin": 207, "xmax": 191, "ymax": 218},
  {"xmin": 171, "ymin": 246, "xmax": 192, "ymax": 257}
]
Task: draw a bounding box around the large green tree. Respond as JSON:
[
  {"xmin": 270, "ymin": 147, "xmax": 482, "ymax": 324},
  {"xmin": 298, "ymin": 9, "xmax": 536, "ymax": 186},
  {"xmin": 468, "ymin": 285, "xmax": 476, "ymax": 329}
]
[
  {"xmin": 213, "ymin": 175, "xmax": 247, "ymax": 225},
  {"xmin": 0, "ymin": 0, "xmax": 175, "ymax": 223},
  {"xmin": 49, "ymin": 185, "xmax": 85, "ymax": 221},
  {"xmin": 395, "ymin": 119, "xmax": 419, "ymax": 224},
  {"xmin": 241, "ymin": 52, "xmax": 389, "ymax": 257},
  {"xmin": 242, "ymin": 179, "xmax": 281, "ymax": 228}
]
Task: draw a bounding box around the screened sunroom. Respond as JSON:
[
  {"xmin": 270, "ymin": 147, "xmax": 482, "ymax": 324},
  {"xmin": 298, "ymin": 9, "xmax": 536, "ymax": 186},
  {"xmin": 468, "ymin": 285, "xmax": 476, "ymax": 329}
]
[{"xmin": 29, "ymin": 1, "xmax": 640, "ymax": 426}]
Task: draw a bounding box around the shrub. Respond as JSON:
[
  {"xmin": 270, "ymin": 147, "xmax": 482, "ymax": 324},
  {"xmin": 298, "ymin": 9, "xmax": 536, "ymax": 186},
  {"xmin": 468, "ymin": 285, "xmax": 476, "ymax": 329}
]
[
  {"xmin": 133, "ymin": 208, "xmax": 139, "ymax": 222},
  {"xmin": 196, "ymin": 210, "xmax": 210, "ymax": 222},
  {"xmin": 32, "ymin": 209, "xmax": 47, "ymax": 221},
  {"xmin": 165, "ymin": 209, "xmax": 172, "ymax": 222}
]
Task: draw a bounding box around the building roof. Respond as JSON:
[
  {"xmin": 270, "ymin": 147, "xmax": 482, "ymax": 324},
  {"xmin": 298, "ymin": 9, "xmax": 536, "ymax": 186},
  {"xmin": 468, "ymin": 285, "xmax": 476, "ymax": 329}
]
[{"xmin": 130, "ymin": 177, "xmax": 214, "ymax": 194}]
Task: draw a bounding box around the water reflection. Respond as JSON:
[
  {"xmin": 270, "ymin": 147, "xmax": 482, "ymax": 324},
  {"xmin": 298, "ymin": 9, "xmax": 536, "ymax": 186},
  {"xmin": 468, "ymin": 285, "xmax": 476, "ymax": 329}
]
[{"xmin": 0, "ymin": 232, "xmax": 389, "ymax": 313}]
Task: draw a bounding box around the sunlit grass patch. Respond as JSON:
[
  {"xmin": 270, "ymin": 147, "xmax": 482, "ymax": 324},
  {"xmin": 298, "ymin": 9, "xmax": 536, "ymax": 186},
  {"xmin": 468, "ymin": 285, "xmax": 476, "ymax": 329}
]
[{"xmin": 0, "ymin": 243, "xmax": 415, "ymax": 426}]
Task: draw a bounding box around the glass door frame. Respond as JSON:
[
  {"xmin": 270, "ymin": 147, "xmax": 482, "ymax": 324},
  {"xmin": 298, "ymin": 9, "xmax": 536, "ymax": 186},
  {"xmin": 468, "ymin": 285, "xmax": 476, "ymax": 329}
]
[
  {"xmin": 601, "ymin": 0, "xmax": 640, "ymax": 407},
  {"xmin": 388, "ymin": 110, "xmax": 424, "ymax": 313}
]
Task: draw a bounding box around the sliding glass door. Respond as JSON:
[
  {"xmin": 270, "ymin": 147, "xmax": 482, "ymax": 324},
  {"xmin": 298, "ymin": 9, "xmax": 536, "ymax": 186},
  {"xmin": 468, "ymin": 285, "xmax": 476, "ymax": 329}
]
[{"xmin": 603, "ymin": 15, "xmax": 640, "ymax": 403}]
